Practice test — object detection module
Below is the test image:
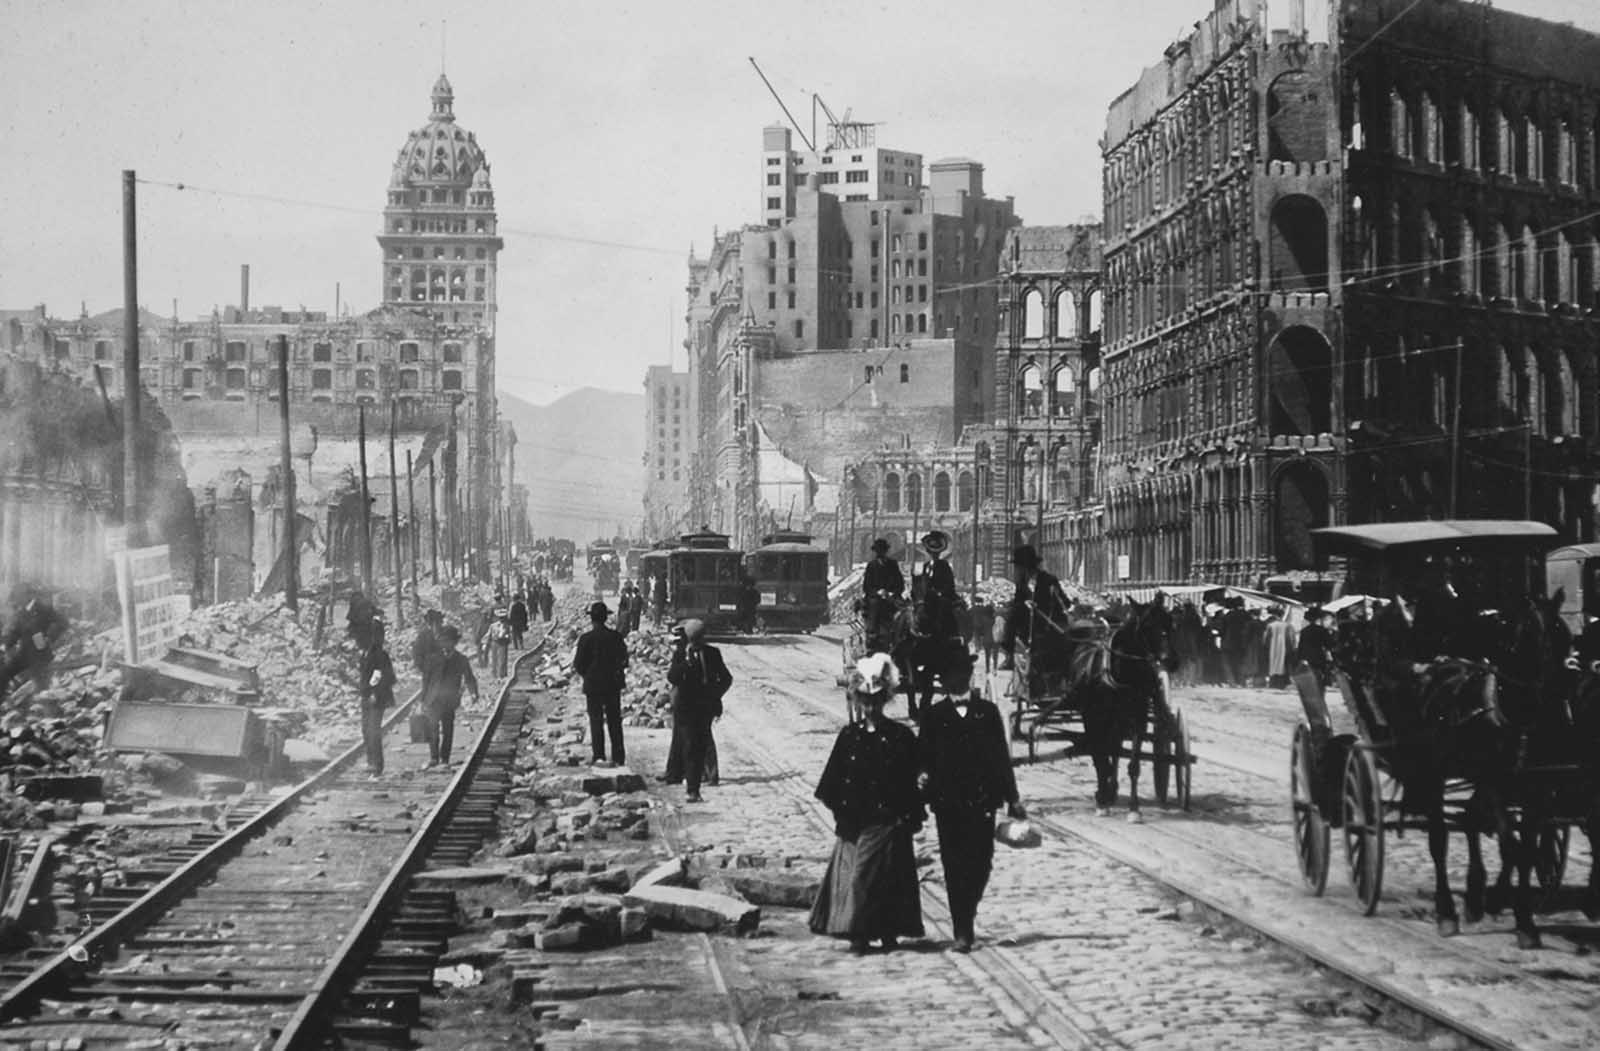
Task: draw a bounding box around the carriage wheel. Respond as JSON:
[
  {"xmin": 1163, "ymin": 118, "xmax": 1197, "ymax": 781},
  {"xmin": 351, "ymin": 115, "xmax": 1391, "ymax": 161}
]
[
  {"xmin": 1536, "ymin": 825, "xmax": 1571, "ymax": 900},
  {"xmin": 1152, "ymin": 712, "xmax": 1173, "ymax": 805},
  {"xmin": 1174, "ymin": 710, "xmax": 1193, "ymax": 813},
  {"xmin": 1291, "ymin": 723, "xmax": 1330, "ymax": 895},
  {"xmin": 1341, "ymin": 745, "xmax": 1385, "ymax": 915}
]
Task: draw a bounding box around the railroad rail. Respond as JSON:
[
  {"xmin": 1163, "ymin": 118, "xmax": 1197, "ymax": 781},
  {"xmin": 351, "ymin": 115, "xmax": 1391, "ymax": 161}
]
[
  {"xmin": 0, "ymin": 621, "xmax": 560, "ymax": 1050},
  {"xmin": 733, "ymin": 638, "xmax": 1596, "ymax": 1051}
]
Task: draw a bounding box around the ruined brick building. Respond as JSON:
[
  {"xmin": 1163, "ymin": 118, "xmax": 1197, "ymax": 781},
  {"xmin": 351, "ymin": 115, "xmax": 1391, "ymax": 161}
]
[
  {"xmin": 1099, "ymin": 0, "xmax": 1600, "ymax": 593},
  {"xmin": 3, "ymin": 74, "xmax": 518, "ymax": 587}
]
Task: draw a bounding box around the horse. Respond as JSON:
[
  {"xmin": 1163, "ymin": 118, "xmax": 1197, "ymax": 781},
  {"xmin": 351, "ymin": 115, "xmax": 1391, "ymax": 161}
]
[
  {"xmin": 1072, "ymin": 599, "xmax": 1175, "ymax": 821},
  {"xmin": 889, "ymin": 595, "xmax": 968, "ymax": 720}
]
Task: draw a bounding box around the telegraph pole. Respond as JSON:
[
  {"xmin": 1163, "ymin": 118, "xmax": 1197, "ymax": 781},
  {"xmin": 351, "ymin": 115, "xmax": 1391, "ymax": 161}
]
[
  {"xmin": 407, "ymin": 449, "xmax": 419, "ymax": 604},
  {"xmin": 358, "ymin": 404, "xmax": 373, "ymax": 596},
  {"xmin": 122, "ymin": 170, "xmax": 142, "ymax": 546},
  {"xmin": 428, "ymin": 457, "xmax": 440, "ymax": 581},
  {"xmin": 277, "ymin": 335, "xmax": 297, "ymax": 611},
  {"xmin": 388, "ymin": 399, "xmax": 404, "ymax": 629},
  {"xmin": 445, "ymin": 400, "xmax": 458, "ymax": 579}
]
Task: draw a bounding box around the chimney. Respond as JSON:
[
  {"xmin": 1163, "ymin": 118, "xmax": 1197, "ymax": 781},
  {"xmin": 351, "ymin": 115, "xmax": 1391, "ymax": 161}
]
[
  {"xmin": 241, "ymin": 264, "xmax": 251, "ymax": 313},
  {"xmin": 1290, "ymin": 0, "xmax": 1305, "ymax": 35}
]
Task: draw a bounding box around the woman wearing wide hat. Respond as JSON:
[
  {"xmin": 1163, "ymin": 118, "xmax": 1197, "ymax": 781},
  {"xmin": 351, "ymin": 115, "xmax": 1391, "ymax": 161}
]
[
  {"xmin": 916, "ymin": 531, "xmax": 960, "ymax": 640},
  {"xmin": 811, "ymin": 653, "xmax": 925, "ymax": 954}
]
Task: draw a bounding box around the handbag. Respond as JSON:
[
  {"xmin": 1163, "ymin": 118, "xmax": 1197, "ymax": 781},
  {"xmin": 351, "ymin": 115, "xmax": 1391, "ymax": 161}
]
[
  {"xmin": 994, "ymin": 817, "xmax": 1041, "ymax": 849},
  {"xmin": 408, "ymin": 713, "xmax": 431, "ymax": 743}
]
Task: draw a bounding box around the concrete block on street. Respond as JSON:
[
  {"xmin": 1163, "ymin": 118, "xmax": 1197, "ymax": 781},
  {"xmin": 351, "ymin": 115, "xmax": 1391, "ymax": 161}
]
[
  {"xmin": 718, "ymin": 869, "xmax": 820, "ymax": 909},
  {"xmin": 489, "ymin": 905, "xmax": 556, "ymax": 930},
  {"xmin": 633, "ymin": 856, "xmax": 687, "ymax": 890},
  {"xmin": 623, "ymin": 883, "xmax": 761, "ymax": 934},
  {"xmin": 620, "ymin": 905, "xmax": 650, "ymax": 941},
  {"xmin": 533, "ymin": 923, "xmax": 585, "ymax": 951},
  {"xmin": 415, "ymin": 866, "xmax": 514, "ymax": 886}
]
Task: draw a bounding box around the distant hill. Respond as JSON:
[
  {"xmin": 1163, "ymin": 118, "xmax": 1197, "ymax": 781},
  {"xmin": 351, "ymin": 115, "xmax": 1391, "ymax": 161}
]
[{"xmin": 499, "ymin": 388, "xmax": 645, "ymax": 542}]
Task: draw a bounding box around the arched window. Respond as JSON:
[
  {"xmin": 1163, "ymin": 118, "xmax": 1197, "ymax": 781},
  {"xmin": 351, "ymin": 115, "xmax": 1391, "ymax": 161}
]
[
  {"xmin": 1023, "ymin": 288, "xmax": 1045, "ymax": 338},
  {"xmin": 1051, "ymin": 366, "xmax": 1076, "ymax": 418},
  {"xmin": 883, "ymin": 473, "xmax": 901, "ymax": 513},
  {"xmin": 906, "ymin": 473, "xmax": 923, "ymax": 513},
  {"xmin": 1495, "ymin": 223, "xmax": 1513, "ymax": 297},
  {"xmin": 1526, "ymin": 349, "xmax": 1545, "ymax": 434},
  {"xmin": 1390, "ymin": 89, "xmax": 1412, "ymax": 159},
  {"xmin": 1055, "ymin": 290, "xmax": 1078, "ymax": 338},
  {"xmin": 1017, "ymin": 362, "xmax": 1043, "ymax": 418},
  {"xmin": 1520, "ymin": 225, "xmax": 1540, "ymax": 301},
  {"xmin": 957, "ymin": 470, "xmax": 975, "ymax": 512},
  {"xmin": 1420, "ymin": 92, "xmax": 1442, "ymax": 164},
  {"xmin": 1087, "ymin": 289, "xmax": 1103, "ymax": 332},
  {"xmin": 1420, "ymin": 209, "xmax": 1443, "ymax": 291},
  {"xmin": 1497, "ymin": 345, "xmax": 1522, "ymax": 420},
  {"xmin": 1458, "ymin": 215, "xmax": 1479, "ymax": 295},
  {"xmin": 933, "ymin": 471, "xmax": 952, "ymax": 512},
  {"xmin": 1554, "ymin": 351, "xmax": 1577, "ymax": 434}
]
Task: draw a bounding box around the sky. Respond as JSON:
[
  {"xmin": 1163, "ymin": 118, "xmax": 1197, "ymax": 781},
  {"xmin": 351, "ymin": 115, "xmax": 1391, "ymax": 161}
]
[{"xmin": 5, "ymin": 0, "xmax": 1600, "ymax": 409}]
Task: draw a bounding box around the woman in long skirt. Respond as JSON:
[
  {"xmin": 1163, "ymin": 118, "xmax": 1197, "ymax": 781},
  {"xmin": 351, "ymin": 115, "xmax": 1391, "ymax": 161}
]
[{"xmin": 809, "ymin": 653, "xmax": 925, "ymax": 954}]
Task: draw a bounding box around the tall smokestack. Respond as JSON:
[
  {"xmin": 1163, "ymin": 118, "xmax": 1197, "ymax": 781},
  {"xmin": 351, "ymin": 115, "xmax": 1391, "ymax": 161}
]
[{"xmin": 241, "ymin": 264, "xmax": 251, "ymax": 313}]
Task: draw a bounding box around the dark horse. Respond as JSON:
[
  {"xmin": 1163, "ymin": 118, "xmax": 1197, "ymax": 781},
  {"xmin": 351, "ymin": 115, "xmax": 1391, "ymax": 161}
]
[
  {"xmin": 890, "ymin": 596, "xmax": 970, "ymax": 719},
  {"xmin": 1073, "ymin": 599, "xmax": 1175, "ymax": 821}
]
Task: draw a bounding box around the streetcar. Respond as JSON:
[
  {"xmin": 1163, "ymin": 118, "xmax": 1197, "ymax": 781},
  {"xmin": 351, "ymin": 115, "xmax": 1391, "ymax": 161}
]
[
  {"xmin": 657, "ymin": 528, "xmax": 745, "ymax": 634},
  {"xmin": 586, "ymin": 541, "xmax": 620, "ymax": 592},
  {"xmin": 742, "ymin": 529, "xmax": 829, "ymax": 633}
]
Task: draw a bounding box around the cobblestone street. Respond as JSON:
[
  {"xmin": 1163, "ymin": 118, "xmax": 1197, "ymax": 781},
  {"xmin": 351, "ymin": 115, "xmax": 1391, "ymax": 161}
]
[{"xmin": 526, "ymin": 633, "xmax": 1449, "ymax": 1050}]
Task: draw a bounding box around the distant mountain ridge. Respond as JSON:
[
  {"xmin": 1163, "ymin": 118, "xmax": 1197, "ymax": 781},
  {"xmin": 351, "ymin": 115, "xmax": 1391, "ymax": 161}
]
[{"xmin": 498, "ymin": 387, "xmax": 644, "ymax": 542}]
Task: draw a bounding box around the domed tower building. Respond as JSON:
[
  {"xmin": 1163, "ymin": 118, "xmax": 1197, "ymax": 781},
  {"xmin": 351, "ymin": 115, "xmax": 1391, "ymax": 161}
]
[{"xmin": 380, "ymin": 74, "xmax": 502, "ymax": 328}]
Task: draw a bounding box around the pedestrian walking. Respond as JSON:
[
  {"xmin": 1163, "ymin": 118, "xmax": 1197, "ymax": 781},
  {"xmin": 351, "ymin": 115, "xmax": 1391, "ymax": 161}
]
[
  {"xmin": 538, "ymin": 581, "xmax": 555, "ymax": 622},
  {"xmin": 358, "ymin": 618, "xmax": 396, "ymax": 777},
  {"xmin": 666, "ymin": 619, "xmax": 732, "ymax": 803},
  {"xmin": 1265, "ymin": 606, "xmax": 1296, "ymax": 688},
  {"xmin": 917, "ymin": 650, "xmax": 1023, "ymax": 952},
  {"xmin": 810, "ymin": 652, "xmax": 925, "ymax": 955},
  {"xmin": 969, "ymin": 596, "xmax": 997, "ymax": 673},
  {"xmin": 615, "ymin": 585, "xmax": 634, "ymax": 639},
  {"xmin": 423, "ymin": 624, "xmax": 479, "ymax": 767},
  {"xmin": 509, "ymin": 593, "xmax": 529, "ymax": 648},
  {"xmin": 487, "ymin": 611, "xmax": 511, "ymax": 676},
  {"xmin": 0, "ymin": 584, "xmax": 69, "ymax": 700},
  {"xmin": 573, "ymin": 600, "xmax": 629, "ymax": 767}
]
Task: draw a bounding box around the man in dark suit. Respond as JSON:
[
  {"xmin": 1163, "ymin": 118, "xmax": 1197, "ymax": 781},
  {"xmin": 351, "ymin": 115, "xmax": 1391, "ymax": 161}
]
[
  {"xmin": 667, "ymin": 619, "xmax": 733, "ymax": 802},
  {"xmin": 918, "ymin": 650, "xmax": 1024, "ymax": 952},
  {"xmin": 358, "ymin": 618, "xmax": 397, "ymax": 777},
  {"xmin": 1000, "ymin": 545, "xmax": 1072, "ymax": 686},
  {"xmin": 862, "ymin": 537, "xmax": 905, "ymax": 653},
  {"xmin": 573, "ymin": 600, "xmax": 630, "ymax": 766}
]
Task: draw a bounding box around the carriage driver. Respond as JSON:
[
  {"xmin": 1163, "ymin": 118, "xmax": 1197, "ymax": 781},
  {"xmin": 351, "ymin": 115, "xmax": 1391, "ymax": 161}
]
[
  {"xmin": 862, "ymin": 538, "xmax": 905, "ymax": 652},
  {"xmin": 1000, "ymin": 544, "xmax": 1073, "ymax": 684},
  {"xmin": 916, "ymin": 531, "xmax": 961, "ymax": 640}
]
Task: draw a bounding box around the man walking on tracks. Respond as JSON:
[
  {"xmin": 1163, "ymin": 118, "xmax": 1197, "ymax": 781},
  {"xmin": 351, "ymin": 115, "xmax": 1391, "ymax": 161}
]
[
  {"xmin": 509, "ymin": 593, "xmax": 530, "ymax": 649},
  {"xmin": 0, "ymin": 584, "xmax": 69, "ymax": 700},
  {"xmin": 424, "ymin": 625, "xmax": 479, "ymax": 768},
  {"xmin": 667, "ymin": 619, "xmax": 733, "ymax": 803},
  {"xmin": 862, "ymin": 538, "xmax": 904, "ymax": 653},
  {"xmin": 359, "ymin": 618, "xmax": 397, "ymax": 777},
  {"xmin": 573, "ymin": 600, "xmax": 629, "ymax": 767},
  {"xmin": 918, "ymin": 650, "xmax": 1024, "ymax": 952}
]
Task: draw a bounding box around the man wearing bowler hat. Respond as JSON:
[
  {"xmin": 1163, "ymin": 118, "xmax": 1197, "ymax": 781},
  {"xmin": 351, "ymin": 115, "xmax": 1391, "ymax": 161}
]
[
  {"xmin": 573, "ymin": 600, "xmax": 630, "ymax": 766},
  {"xmin": 862, "ymin": 537, "xmax": 905, "ymax": 653}
]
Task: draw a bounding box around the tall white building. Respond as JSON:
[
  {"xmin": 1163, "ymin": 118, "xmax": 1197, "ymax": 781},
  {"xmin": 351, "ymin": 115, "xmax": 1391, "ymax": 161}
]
[{"xmin": 760, "ymin": 124, "xmax": 923, "ymax": 226}]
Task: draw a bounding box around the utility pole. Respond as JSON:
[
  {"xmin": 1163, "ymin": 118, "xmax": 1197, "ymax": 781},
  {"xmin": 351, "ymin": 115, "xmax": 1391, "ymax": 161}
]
[
  {"xmin": 970, "ymin": 457, "xmax": 982, "ymax": 599},
  {"xmin": 1449, "ymin": 341, "xmax": 1464, "ymax": 517},
  {"xmin": 277, "ymin": 335, "xmax": 297, "ymax": 611},
  {"xmin": 358, "ymin": 404, "xmax": 373, "ymax": 596},
  {"xmin": 388, "ymin": 399, "xmax": 404, "ymax": 628},
  {"xmin": 428, "ymin": 457, "xmax": 440, "ymax": 582},
  {"xmin": 407, "ymin": 449, "xmax": 419, "ymax": 604},
  {"xmin": 122, "ymin": 170, "xmax": 142, "ymax": 546},
  {"xmin": 445, "ymin": 400, "xmax": 458, "ymax": 580}
]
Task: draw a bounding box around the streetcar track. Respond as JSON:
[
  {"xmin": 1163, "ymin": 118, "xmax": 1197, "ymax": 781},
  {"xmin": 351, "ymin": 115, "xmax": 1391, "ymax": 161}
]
[
  {"xmin": 732, "ymin": 637, "xmax": 1599, "ymax": 1051},
  {"xmin": 0, "ymin": 619, "xmax": 563, "ymax": 1050}
]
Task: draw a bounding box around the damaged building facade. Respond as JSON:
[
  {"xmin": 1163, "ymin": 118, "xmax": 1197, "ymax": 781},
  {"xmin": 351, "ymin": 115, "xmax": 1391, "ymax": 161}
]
[
  {"xmin": 662, "ymin": 126, "xmax": 1019, "ymax": 554},
  {"xmin": 1099, "ymin": 0, "xmax": 1600, "ymax": 593},
  {"xmin": 3, "ymin": 74, "xmax": 521, "ymax": 593}
]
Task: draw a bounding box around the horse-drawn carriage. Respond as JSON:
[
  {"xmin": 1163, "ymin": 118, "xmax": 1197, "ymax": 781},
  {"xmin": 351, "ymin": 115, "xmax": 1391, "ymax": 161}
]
[
  {"xmin": 1291, "ymin": 520, "xmax": 1594, "ymax": 948},
  {"xmin": 1003, "ymin": 597, "xmax": 1194, "ymax": 816}
]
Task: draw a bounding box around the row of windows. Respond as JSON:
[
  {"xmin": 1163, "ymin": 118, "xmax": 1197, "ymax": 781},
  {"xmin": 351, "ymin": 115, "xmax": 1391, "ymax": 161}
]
[
  {"xmin": 878, "ymin": 470, "xmax": 975, "ymax": 514},
  {"xmin": 175, "ymin": 366, "xmax": 463, "ymax": 391},
  {"xmin": 388, "ymin": 245, "xmax": 491, "ymax": 261},
  {"xmin": 1019, "ymin": 288, "xmax": 1103, "ymax": 339},
  {"xmin": 1366, "ymin": 81, "xmax": 1597, "ymax": 191},
  {"xmin": 63, "ymin": 338, "xmax": 469, "ymax": 366},
  {"xmin": 388, "ymin": 217, "xmax": 491, "ymax": 234}
]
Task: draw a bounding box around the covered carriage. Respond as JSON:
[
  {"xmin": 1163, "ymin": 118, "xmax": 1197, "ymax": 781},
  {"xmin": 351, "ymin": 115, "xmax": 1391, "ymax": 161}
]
[
  {"xmin": 1004, "ymin": 591, "xmax": 1194, "ymax": 812},
  {"xmin": 1291, "ymin": 520, "xmax": 1580, "ymax": 931}
]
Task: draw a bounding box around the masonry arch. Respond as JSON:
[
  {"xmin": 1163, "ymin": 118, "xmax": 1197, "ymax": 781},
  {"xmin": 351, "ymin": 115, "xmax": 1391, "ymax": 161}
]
[
  {"xmin": 1266, "ymin": 325, "xmax": 1334, "ymax": 436},
  {"xmin": 957, "ymin": 470, "xmax": 975, "ymax": 512},
  {"xmin": 883, "ymin": 472, "xmax": 901, "ymax": 513},
  {"xmin": 1023, "ymin": 288, "xmax": 1045, "ymax": 339},
  {"xmin": 1271, "ymin": 462, "xmax": 1328, "ymax": 571},
  {"xmin": 1268, "ymin": 195, "xmax": 1329, "ymax": 292},
  {"xmin": 1268, "ymin": 71, "xmax": 1330, "ymax": 163},
  {"xmin": 1051, "ymin": 364, "xmax": 1076, "ymax": 418},
  {"xmin": 933, "ymin": 471, "xmax": 952, "ymax": 512},
  {"xmin": 906, "ymin": 472, "xmax": 924, "ymax": 513},
  {"xmin": 1017, "ymin": 360, "xmax": 1043, "ymax": 418},
  {"xmin": 1055, "ymin": 289, "xmax": 1078, "ymax": 338}
]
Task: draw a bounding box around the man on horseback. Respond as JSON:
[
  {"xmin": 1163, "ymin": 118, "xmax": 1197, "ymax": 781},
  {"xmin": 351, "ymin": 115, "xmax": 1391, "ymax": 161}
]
[
  {"xmin": 862, "ymin": 537, "xmax": 905, "ymax": 654},
  {"xmin": 999, "ymin": 544, "xmax": 1073, "ymax": 693},
  {"xmin": 915, "ymin": 531, "xmax": 961, "ymax": 641}
]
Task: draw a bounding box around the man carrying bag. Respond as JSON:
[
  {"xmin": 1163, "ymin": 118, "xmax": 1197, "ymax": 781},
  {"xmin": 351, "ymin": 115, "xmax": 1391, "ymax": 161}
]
[{"xmin": 667, "ymin": 619, "xmax": 732, "ymax": 803}]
